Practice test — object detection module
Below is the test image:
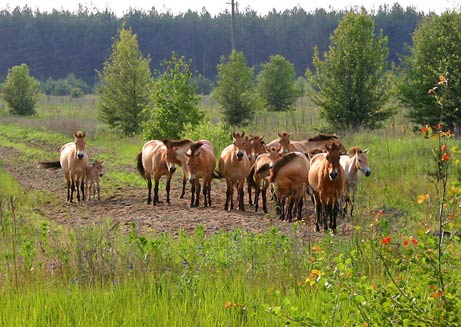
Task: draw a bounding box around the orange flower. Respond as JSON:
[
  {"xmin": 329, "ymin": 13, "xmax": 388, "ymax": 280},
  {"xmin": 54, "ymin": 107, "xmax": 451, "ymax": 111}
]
[
  {"xmin": 441, "ymin": 144, "xmax": 447, "ymax": 152},
  {"xmin": 225, "ymin": 301, "xmax": 233, "ymax": 309},
  {"xmin": 431, "ymin": 291, "xmax": 443, "ymax": 299},
  {"xmin": 411, "ymin": 238, "xmax": 418, "ymax": 246},
  {"xmin": 439, "ymin": 75, "xmax": 447, "ymax": 85},
  {"xmin": 381, "ymin": 236, "xmax": 391, "ymax": 245},
  {"xmin": 403, "ymin": 240, "xmax": 409, "ymax": 246},
  {"xmin": 442, "ymin": 153, "xmax": 450, "ymax": 161},
  {"xmin": 449, "ymin": 213, "xmax": 455, "ymax": 220},
  {"xmin": 435, "ymin": 123, "xmax": 442, "ymax": 130},
  {"xmin": 421, "ymin": 125, "xmax": 429, "ymax": 133}
]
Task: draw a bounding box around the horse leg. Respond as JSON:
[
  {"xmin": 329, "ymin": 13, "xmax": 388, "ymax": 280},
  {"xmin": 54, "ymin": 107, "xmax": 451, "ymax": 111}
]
[
  {"xmin": 204, "ymin": 179, "xmax": 212, "ymax": 207},
  {"xmin": 238, "ymin": 182, "xmax": 245, "ymax": 211},
  {"xmin": 180, "ymin": 175, "xmax": 187, "ymax": 199},
  {"xmin": 147, "ymin": 177, "xmax": 152, "ymax": 204},
  {"xmin": 254, "ymin": 182, "xmax": 260, "ymax": 212},
  {"xmin": 153, "ymin": 178, "xmax": 160, "ymax": 205},
  {"xmin": 190, "ymin": 180, "xmax": 196, "ymax": 208},
  {"xmin": 96, "ymin": 181, "xmax": 100, "ymax": 200},
  {"xmin": 350, "ymin": 189, "xmax": 356, "ymax": 217},
  {"xmin": 70, "ymin": 178, "xmax": 76, "ymax": 203},
  {"xmin": 79, "ymin": 177, "xmax": 85, "ymax": 202},
  {"xmin": 248, "ymin": 182, "xmax": 253, "ymax": 206},
  {"xmin": 331, "ymin": 203, "xmax": 338, "ymax": 232},
  {"xmin": 224, "ymin": 180, "xmax": 231, "ymax": 211},
  {"xmin": 287, "ymin": 197, "xmax": 294, "ymax": 223},
  {"xmin": 166, "ymin": 174, "xmax": 172, "ymax": 204},
  {"xmin": 297, "ymin": 197, "xmax": 303, "ymax": 221},
  {"xmin": 262, "ymin": 182, "xmax": 268, "ymax": 213},
  {"xmin": 194, "ymin": 181, "xmax": 201, "ymax": 207}
]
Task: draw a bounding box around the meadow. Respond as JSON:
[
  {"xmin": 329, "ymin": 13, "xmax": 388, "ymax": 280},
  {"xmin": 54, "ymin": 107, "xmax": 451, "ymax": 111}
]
[{"xmin": 0, "ymin": 95, "xmax": 460, "ymax": 326}]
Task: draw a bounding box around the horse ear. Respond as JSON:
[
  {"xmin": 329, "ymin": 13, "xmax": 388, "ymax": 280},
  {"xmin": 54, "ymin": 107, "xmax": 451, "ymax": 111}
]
[
  {"xmin": 363, "ymin": 149, "xmax": 369, "ymax": 154},
  {"xmin": 241, "ymin": 131, "xmax": 245, "ymax": 137},
  {"xmin": 278, "ymin": 131, "xmax": 282, "ymax": 137},
  {"xmin": 260, "ymin": 135, "xmax": 264, "ymax": 141},
  {"xmin": 232, "ymin": 131, "xmax": 237, "ymax": 138}
]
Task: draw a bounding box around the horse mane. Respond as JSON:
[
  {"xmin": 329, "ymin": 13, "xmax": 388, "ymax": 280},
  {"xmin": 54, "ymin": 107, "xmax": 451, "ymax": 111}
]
[
  {"xmin": 170, "ymin": 138, "xmax": 193, "ymax": 147},
  {"xmin": 307, "ymin": 133, "xmax": 338, "ymax": 142},
  {"xmin": 189, "ymin": 141, "xmax": 204, "ymax": 154},
  {"xmin": 270, "ymin": 152, "xmax": 299, "ymax": 183},
  {"xmin": 348, "ymin": 146, "xmax": 362, "ymax": 157}
]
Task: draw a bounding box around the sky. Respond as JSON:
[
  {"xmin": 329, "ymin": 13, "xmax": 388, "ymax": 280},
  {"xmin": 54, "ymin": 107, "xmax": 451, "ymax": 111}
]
[{"xmin": 1, "ymin": 0, "xmax": 460, "ymax": 16}]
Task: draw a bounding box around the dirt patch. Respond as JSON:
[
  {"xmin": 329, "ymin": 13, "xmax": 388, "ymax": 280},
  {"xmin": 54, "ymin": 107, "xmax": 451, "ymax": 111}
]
[{"xmin": 0, "ymin": 144, "xmax": 352, "ymax": 239}]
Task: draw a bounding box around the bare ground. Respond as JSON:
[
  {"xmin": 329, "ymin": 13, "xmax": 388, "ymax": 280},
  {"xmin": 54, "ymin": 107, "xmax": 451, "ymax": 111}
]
[{"xmin": 0, "ymin": 143, "xmax": 354, "ymax": 239}]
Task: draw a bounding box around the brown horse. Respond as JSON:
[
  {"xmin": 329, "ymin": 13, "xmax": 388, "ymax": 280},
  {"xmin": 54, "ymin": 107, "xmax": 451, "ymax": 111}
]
[
  {"xmin": 269, "ymin": 151, "xmax": 310, "ymax": 221},
  {"xmin": 136, "ymin": 139, "xmax": 178, "ymax": 205},
  {"xmin": 248, "ymin": 144, "xmax": 281, "ymax": 213},
  {"xmin": 85, "ymin": 160, "xmax": 104, "ymax": 201},
  {"xmin": 168, "ymin": 138, "xmax": 195, "ymax": 199},
  {"xmin": 308, "ymin": 141, "xmax": 345, "ymax": 232},
  {"xmin": 267, "ymin": 131, "xmax": 346, "ymax": 155},
  {"xmin": 39, "ymin": 131, "xmax": 89, "ymax": 203},
  {"xmin": 186, "ymin": 140, "xmax": 216, "ymax": 207},
  {"xmin": 340, "ymin": 147, "xmax": 371, "ymax": 217},
  {"xmin": 218, "ymin": 131, "xmax": 251, "ymax": 211},
  {"xmin": 244, "ymin": 135, "xmax": 267, "ymax": 205}
]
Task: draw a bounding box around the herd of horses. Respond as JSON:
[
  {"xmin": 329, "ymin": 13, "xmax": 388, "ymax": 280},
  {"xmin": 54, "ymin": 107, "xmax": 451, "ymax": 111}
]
[{"xmin": 39, "ymin": 130, "xmax": 371, "ymax": 233}]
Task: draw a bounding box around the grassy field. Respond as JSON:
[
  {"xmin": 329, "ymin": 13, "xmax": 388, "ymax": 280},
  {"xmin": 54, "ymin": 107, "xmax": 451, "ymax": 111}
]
[{"xmin": 0, "ymin": 95, "xmax": 460, "ymax": 326}]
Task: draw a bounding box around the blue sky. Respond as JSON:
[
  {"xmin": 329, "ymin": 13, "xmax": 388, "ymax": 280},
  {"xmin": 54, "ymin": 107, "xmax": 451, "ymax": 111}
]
[{"xmin": 1, "ymin": 0, "xmax": 459, "ymax": 16}]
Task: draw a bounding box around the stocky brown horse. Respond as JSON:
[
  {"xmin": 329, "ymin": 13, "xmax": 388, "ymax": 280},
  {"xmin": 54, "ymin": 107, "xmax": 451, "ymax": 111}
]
[
  {"xmin": 248, "ymin": 145, "xmax": 281, "ymax": 213},
  {"xmin": 185, "ymin": 140, "xmax": 216, "ymax": 207},
  {"xmin": 267, "ymin": 131, "xmax": 346, "ymax": 155},
  {"xmin": 136, "ymin": 139, "xmax": 178, "ymax": 205},
  {"xmin": 244, "ymin": 135, "xmax": 267, "ymax": 205},
  {"xmin": 340, "ymin": 147, "xmax": 371, "ymax": 217},
  {"xmin": 269, "ymin": 151, "xmax": 310, "ymax": 222},
  {"xmin": 218, "ymin": 131, "xmax": 251, "ymax": 211},
  {"xmin": 40, "ymin": 131, "xmax": 89, "ymax": 203},
  {"xmin": 308, "ymin": 141, "xmax": 345, "ymax": 232}
]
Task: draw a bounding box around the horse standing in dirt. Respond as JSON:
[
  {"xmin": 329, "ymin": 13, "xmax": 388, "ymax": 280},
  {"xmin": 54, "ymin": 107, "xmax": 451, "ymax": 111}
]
[
  {"xmin": 39, "ymin": 131, "xmax": 89, "ymax": 203},
  {"xmin": 185, "ymin": 140, "xmax": 216, "ymax": 208},
  {"xmin": 218, "ymin": 131, "xmax": 251, "ymax": 211},
  {"xmin": 167, "ymin": 138, "xmax": 195, "ymax": 199},
  {"xmin": 340, "ymin": 147, "xmax": 371, "ymax": 217},
  {"xmin": 136, "ymin": 139, "xmax": 178, "ymax": 206},
  {"xmin": 248, "ymin": 145, "xmax": 281, "ymax": 213},
  {"xmin": 308, "ymin": 141, "xmax": 345, "ymax": 232},
  {"xmin": 85, "ymin": 160, "xmax": 104, "ymax": 201},
  {"xmin": 244, "ymin": 135, "xmax": 267, "ymax": 206},
  {"xmin": 268, "ymin": 151, "xmax": 310, "ymax": 221}
]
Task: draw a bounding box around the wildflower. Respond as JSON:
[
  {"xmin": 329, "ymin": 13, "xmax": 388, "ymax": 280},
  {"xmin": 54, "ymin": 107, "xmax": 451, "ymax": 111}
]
[
  {"xmin": 421, "ymin": 125, "xmax": 429, "ymax": 133},
  {"xmin": 441, "ymin": 144, "xmax": 447, "ymax": 153},
  {"xmin": 417, "ymin": 193, "xmax": 430, "ymax": 204},
  {"xmin": 225, "ymin": 301, "xmax": 233, "ymax": 309},
  {"xmin": 435, "ymin": 123, "xmax": 442, "ymax": 130},
  {"xmin": 449, "ymin": 213, "xmax": 455, "ymax": 220},
  {"xmin": 381, "ymin": 236, "xmax": 391, "ymax": 245},
  {"xmin": 403, "ymin": 240, "xmax": 409, "ymax": 246},
  {"xmin": 439, "ymin": 74, "xmax": 447, "ymax": 85},
  {"xmin": 431, "ymin": 291, "xmax": 443, "ymax": 299},
  {"xmin": 442, "ymin": 152, "xmax": 450, "ymax": 161},
  {"xmin": 411, "ymin": 238, "xmax": 418, "ymax": 246},
  {"xmin": 312, "ymin": 245, "xmax": 321, "ymax": 252}
]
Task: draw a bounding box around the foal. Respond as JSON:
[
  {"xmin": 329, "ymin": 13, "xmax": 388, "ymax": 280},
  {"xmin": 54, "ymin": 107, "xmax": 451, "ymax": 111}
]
[{"xmin": 85, "ymin": 160, "xmax": 105, "ymax": 201}]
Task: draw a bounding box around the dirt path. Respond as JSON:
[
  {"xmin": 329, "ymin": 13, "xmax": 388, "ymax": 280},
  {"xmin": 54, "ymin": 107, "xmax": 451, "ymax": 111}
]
[{"xmin": 0, "ymin": 143, "xmax": 353, "ymax": 238}]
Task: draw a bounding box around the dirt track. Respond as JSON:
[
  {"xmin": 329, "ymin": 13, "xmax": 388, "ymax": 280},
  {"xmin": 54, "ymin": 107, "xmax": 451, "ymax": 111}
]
[{"xmin": 0, "ymin": 143, "xmax": 353, "ymax": 238}]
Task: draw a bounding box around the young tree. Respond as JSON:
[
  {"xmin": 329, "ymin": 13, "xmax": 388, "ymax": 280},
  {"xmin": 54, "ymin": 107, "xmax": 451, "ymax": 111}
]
[
  {"xmin": 307, "ymin": 10, "xmax": 393, "ymax": 130},
  {"xmin": 212, "ymin": 50, "xmax": 259, "ymax": 127},
  {"xmin": 2, "ymin": 64, "xmax": 40, "ymax": 115},
  {"xmin": 257, "ymin": 54, "xmax": 297, "ymax": 112},
  {"xmin": 399, "ymin": 11, "xmax": 461, "ymax": 130},
  {"xmin": 97, "ymin": 26, "xmax": 153, "ymax": 136},
  {"xmin": 142, "ymin": 53, "xmax": 205, "ymax": 140}
]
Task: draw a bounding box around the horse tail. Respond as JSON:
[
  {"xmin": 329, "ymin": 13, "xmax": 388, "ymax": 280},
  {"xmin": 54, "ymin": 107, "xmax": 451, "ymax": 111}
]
[
  {"xmin": 247, "ymin": 165, "xmax": 257, "ymax": 188},
  {"xmin": 212, "ymin": 170, "xmax": 222, "ymax": 179},
  {"xmin": 136, "ymin": 152, "xmax": 146, "ymax": 179},
  {"xmin": 39, "ymin": 161, "xmax": 61, "ymax": 169},
  {"xmin": 256, "ymin": 163, "xmax": 271, "ymax": 176}
]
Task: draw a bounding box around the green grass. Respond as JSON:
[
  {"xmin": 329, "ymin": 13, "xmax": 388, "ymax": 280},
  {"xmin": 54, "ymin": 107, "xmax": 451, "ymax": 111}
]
[{"xmin": 0, "ymin": 95, "xmax": 460, "ymax": 326}]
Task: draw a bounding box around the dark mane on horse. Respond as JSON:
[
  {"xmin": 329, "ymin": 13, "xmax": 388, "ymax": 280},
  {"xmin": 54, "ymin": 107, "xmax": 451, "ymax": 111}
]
[
  {"xmin": 189, "ymin": 141, "xmax": 204, "ymax": 154},
  {"xmin": 170, "ymin": 138, "xmax": 193, "ymax": 147},
  {"xmin": 270, "ymin": 152, "xmax": 299, "ymax": 183},
  {"xmin": 307, "ymin": 133, "xmax": 338, "ymax": 142},
  {"xmin": 348, "ymin": 146, "xmax": 362, "ymax": 157}
]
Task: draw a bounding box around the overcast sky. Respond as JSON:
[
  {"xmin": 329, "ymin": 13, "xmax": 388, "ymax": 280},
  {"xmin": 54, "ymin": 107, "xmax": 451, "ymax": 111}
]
[{"xmin": 1, "ymin": 0, "xmax": 460, "ymax": 16}]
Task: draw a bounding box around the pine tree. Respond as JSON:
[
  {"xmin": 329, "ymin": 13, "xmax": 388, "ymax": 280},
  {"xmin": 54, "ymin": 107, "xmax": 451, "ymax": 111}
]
[{"xmin": 97, "ymin": 26, "xmax": 153, "ymax": 136}]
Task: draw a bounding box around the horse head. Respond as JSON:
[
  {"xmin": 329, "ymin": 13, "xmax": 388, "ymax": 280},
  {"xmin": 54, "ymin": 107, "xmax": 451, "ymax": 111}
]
[
  {"xmin": 325, "ymin": 141, "xmax": 342, "ymax": 181},
  {"xmin": 278, "ymin": 131, "xmax": 291, "ymax": 154},
  {"xmin": 232, "ymin": 131, "xmax": 247, "ymax": 161},
  {"xmin": 355, "ymin": 148, "xmax": 371, "ymax": 177},
  {"xmin": 94, "ymin": 160, "xmax": 105, "ymax": 177},
  {"xmin": 162, "ymin": 139, "xmax": 177, "ymax": 173},
  {"xmin": 74, "ymin": 130, "xmax": 86, "ymax": 160}
]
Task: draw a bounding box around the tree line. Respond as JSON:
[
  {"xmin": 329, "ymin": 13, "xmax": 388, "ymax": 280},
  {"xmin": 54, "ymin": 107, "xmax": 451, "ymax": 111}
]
[{"xmin": 0, "ymin": 3, "xmax": 423, "ymax": 86}]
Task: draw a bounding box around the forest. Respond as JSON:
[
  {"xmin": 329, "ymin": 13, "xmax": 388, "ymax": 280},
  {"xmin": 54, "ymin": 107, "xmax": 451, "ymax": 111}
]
[{"xmin": 0, "ymin": 3, "xmax": 423, "ymax": 86}]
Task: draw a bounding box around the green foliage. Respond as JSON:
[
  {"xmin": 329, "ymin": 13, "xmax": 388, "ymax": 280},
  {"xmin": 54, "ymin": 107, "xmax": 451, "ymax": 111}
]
[
  {"xmin": 399, "ymin": 11, "xmax": 461, "ymax": 128},
  {"xmin": 97, "ymin": 27, "xmax": 153, "ymax": 136},
  {"xmin": 212, "ymin": 50, "xmax": 260, "ymax": 127},
  {"xmin": 257, "ymin": 54, "xmax": 297, "ymax": 112},
  {"xmin": 142, "ymin": 52, "xmax": 205, "ymax": 140},
  {"xmin": 307, "ymin": 10, "xmax": 394, "ymax": 130},
  {"xmin": 183, "ymin": 120, "xmax": 231, "ymax": 154},
  {"xmin": 2, "ymin": 64, "xmax": 40, "ymax": 116},
  {"xmin": 41, "ymin": 73, "xmax": 92, "ymax": 96}
]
